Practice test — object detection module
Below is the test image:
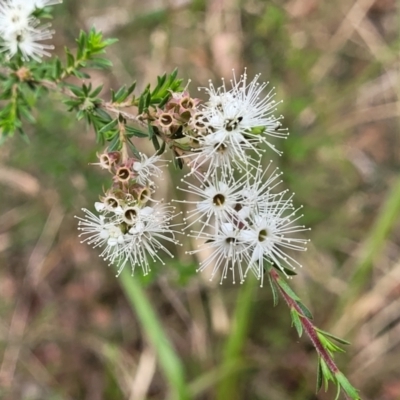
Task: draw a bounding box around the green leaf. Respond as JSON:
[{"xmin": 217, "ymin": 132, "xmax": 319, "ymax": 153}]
[
  {"xmin": 276, "ymin": 278, "xmax": 300, "ymax": 301},
  {"xmin": 67, "ymin": 84, "xmax": 84, "ymax": 97},
  {"xmin": 316, "ymin": 329, "xmax": 351, "ymax": 346},
  {"xmin": 335, "ymin": 372, "xmax": 360, "ymax": 399},
  {"xmin": 295, "ymin": 300, "xmax": 313, "ymax": 320},
  {"xmin": 319, "ymin": 358, "xmax": 334, "ymax": 391},
  {"xmin": 158, "ymin": 93, "xmax": 171, "ymax": 108},
  {"xmin": 94, "ymin": 108, "xmax": 112, "ymax": 121},
  {"xmin": 290, "ymin": 308, "xmax": 303, "ymax": 337},
  {"xmin": 113, "ymin": 85, "xmax": 127, "ymax": 103},
  {"xmin": 151, "ymin": 134, "xmax": 160, "ymax": 151},
  {"xmin": 156, "ymin": 139, "xmax": 166, "ymax": 156},
  {"xmin": 126, "ymin": 81, "xmax": 136, "ymax": 98},
  {"xmin": 147, "ymin": 121, "xmax": 155, "ymax": 140},
  {"xmin": 316, "ymin": 358, "xmax": 323, "ymax": 393},
  {"xmin": 125, "ymin": 125, "xmax": 148, "ymax": 138},
  {"xmin": 108, "ymin": 134, "xmax": 121, "ymax": 151},
  {"xmin": 266, "ymin": 270, "xmax": 279, "ymax": 306},
  {"xmin": 138, "ymin": 91, "xmax": 146, "ymax": 115},
  {"xmin": 99, "ymin": 118, "xmax": 118, "ymax": 134},
  {"xmin": 91, "ymin": 84, "xmax": 104, "ymax": 98}
]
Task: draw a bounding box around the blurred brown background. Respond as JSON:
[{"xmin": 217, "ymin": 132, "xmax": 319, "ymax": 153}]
[{"xmin": 0, "ymin": 0, "xmax": 400, "ymax": 399}]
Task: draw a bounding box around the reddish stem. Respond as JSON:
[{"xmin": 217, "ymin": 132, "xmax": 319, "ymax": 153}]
[{"xmin": 269, "ymin": 269, "xmax": 339, "ymax": 374}]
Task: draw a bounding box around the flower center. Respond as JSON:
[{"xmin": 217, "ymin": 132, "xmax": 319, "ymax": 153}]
[
  {"xmin": 116, "ymin": 167, "xmax": 131, "ymax": 181},
  {"xmin": 225, "ymin": 237, "xmax": 237, "ymax": 244},
  {"xmin": 105, "ymin": 196, "xmax": 119, "ymax": 208},
  {"xmin": 180, "ymin": 97, "xmax": 194, "ymax": 110},
  {"xmin": 160, "ymin": 113, "xmax": 173, "ymax": 127},
  {"xmin": 224, "ymin": 116, "xmax": 243, "ymax": 132},
  {"xmin": 213, "ymin": 193, "xmax": 225, "ymax": 206},
  {"xmin": 258, "ymin": 229, "xmax": 268, "ymax": 242},
  {"xmin": 214, "ymin": 143, "xmax": 227, "ymax": 153},
  {"xmin": 123, "ymin": 208, "xmax": 138, "ymax": 224}
]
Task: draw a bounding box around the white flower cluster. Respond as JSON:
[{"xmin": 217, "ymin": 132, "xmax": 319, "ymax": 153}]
[
  {"xmin": 183, "ymin": 72, "xmax": 288, "ymax": 177},
  {"xmin": 76, "ymin": 152, "xmax": 180, "ymax": 276},
  {"xmin": 77, "ymin": 71, "xmax": 309, "ymax": 286},
  {"xmin": 176, "ymin": 71, "xmax": 309, "ymax": 286},
  {"xmin": 179, "ymin": 163, "xmax": 309, "ymax": 286},
  {"xmin": 0, "ymin": 0, "xmax": 61, "ymax": 62}
]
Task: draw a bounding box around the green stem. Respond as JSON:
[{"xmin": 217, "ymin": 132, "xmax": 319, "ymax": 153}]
[
  {"xmin": 216, "ymin": 276, "xmax": 258, "ymax": 400},
  {"xmin": 119, "ymin": 268, "xmax": 190, "ymax": 400}
]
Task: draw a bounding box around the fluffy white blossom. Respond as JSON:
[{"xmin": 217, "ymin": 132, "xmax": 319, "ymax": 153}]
[
  {"xmin": 176, "ymin": 171, "xmax": 248, "ymax": 233},
  {"xmin": 178, "ymin": 163, "xmax": 309, "ymax": 286},
  {"xmin": 132, "ymin": 152, "xmax": 168, "ymax": 186},
  {"xmin": 76, "ymin": 201, "xmax": 180, "ymax": 276},
  {"xmin": 240, "ymin": 195, "xmax": 310, "ymax": 287},
  {"xmin": 0, "ymin": 0, "xmax": 61, "ymax": 61},
  {"xmin": 0, "ymin": 23, "xmax": 55, "ymax": 61},
  {"xmin": 184, "ymin": 71, "xmax": 288, "ymax": 176},
  {"xmin": 188, "ymin": 222, "xmax": 248, "ymax": 284}
]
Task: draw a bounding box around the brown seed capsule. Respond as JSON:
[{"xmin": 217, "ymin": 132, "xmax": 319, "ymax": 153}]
[
  {"xmin": 115, "ymin": 166, "xmax": 132, "ymax": 183},
  {"xmin": 129, "ymin": 183, "xmax": 151, "ymax": 203}
]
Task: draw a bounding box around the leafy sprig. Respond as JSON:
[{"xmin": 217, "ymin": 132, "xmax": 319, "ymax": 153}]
[{"xmin": 268, "ymin": 268, "xmax": 360, "ymax": 400}]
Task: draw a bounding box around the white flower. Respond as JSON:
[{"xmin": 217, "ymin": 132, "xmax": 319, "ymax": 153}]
[
  {"xmin": 238, "ymin": 161, "xmax": 286, "ymax": 218},
  {"xmin": 75, "ymin": 207, "xmax": 126, "ymax": 266},
  {"xmin": 6, "ymin": 0, "xmax": 62, "ymax": 14},
  {"xmin": 132, "ymin": 152, "xmax": 168, "ymax": 186},
  {"xmin": 76, "ymin": 202, "xmax": 180, "ymax": 276},
  {"xmin": 184, "ymin": 128, "xmax": 260, "ymax": 178},
  {"xmin": 0, "ymin": 0, "xmax": 59, "ymax": 62},
  {"xmin": 0, "ymin": 22, "xmax": 55, "ymax": 62},
  {"xmin": 176, "ymin": 172, "xmax": 246, "ymax": 233},
  {"xmin": 188, "ymin": 222, "xmax": 248, "ymax": 284},
  {"xmin": 240, "ymin": 195, "xmax": 310, "ymax": 287},
  {"xmin": 0, "ymin": 1, "xmax": 32, "ymax": 35},
  {"xmin": 198, "ymin": 71, "xmax": 288, "ymax": 157},
  {"xmin": 116, "ymin": 203, "xmax": 181, "ymax": 275}
]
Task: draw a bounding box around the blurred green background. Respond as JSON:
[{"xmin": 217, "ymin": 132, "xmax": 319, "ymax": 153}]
[{"xmin": 1, "ymin": 0, "xmax": 400, "ymax": 399}]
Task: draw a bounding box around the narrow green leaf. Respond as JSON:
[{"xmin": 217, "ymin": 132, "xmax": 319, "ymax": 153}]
[
  {"xmin": 156, "ymin": 139, "xmax": 166, "ymax": 156},
  {"xmin": 266, "ymin": 271, "xmax": 279, "ymax": 306},
  {"xmin": 138, "ymin": 92, "xmax": 146, "ymax": 114},
  {"xmin": 147, "ymin": 121, "xmax": 155, "ymax": 140},
  {"xmin": 316, "ymin": 329, "xmax": 351, "ymax": 346},
  {"xmin": 290, "ymin": 308, "xmax": 303, "ymax": 337},
  {"xmin": 114, "ymin": 85, "xmax": 127, "ymax": 103},
  {"xmin": 295, "ymin": 300, "xmax": 313, "ymax": 320},
  {"xmin": 334, "ymin": 382, "xmax": 341, "ymax": 400},
  {"xmin": 276, "ymin": 278, "xmax": 300, "ymax": 301},
  {"xmin": 99, "ymin": 118, "xmax": 118, "ymax": 134},
  {"xmin": 125, "ymin": 125, "xmax": 148, "ymax": 138},
  {"xmin": 126, "ymin": 81, "xmax": 136, "ymax": 97},
  {"xmin": 158, "ymin": 93, "xmax": 171, "ymax": 108},
  {"xmin": 67, "ymin": 84, "xmax": 84, "ymax": 97},
  {"xmin": 335, "ymin": 373, "xmax": 360, "ymax": 399},
  {"xmin": 152, "ymin": 134, "xmax": 160, "ymax": 151},
  {"xmin": 108, "ymin": 134, "xmax": 121, "ymax": 151},
  {"xmin": 316, "ymin": 357, "xmax": 323, "ymax": 393},
  {"xmin": 320, "ymin": 358, "xmax": 334, "ymax": 391},
  {"xmin": 91, "ymin": 84, "xmax": 104, "ymax": 98},
  {"xmin": 94, "ymin": 108, "xmax": 112, "ymax": 120}
]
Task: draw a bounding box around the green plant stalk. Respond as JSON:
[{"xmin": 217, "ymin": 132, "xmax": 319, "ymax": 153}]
[
  {"xmin": 337, "ymin": 176, "xmax": 400, "ymax": 312},
  {"xmin": 216, "ymin": 276, "xmax": 258, "ymax": 400},
  {"xmin": 119, "ymin": 268, "xmax": 190, "ymax": 400}
]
